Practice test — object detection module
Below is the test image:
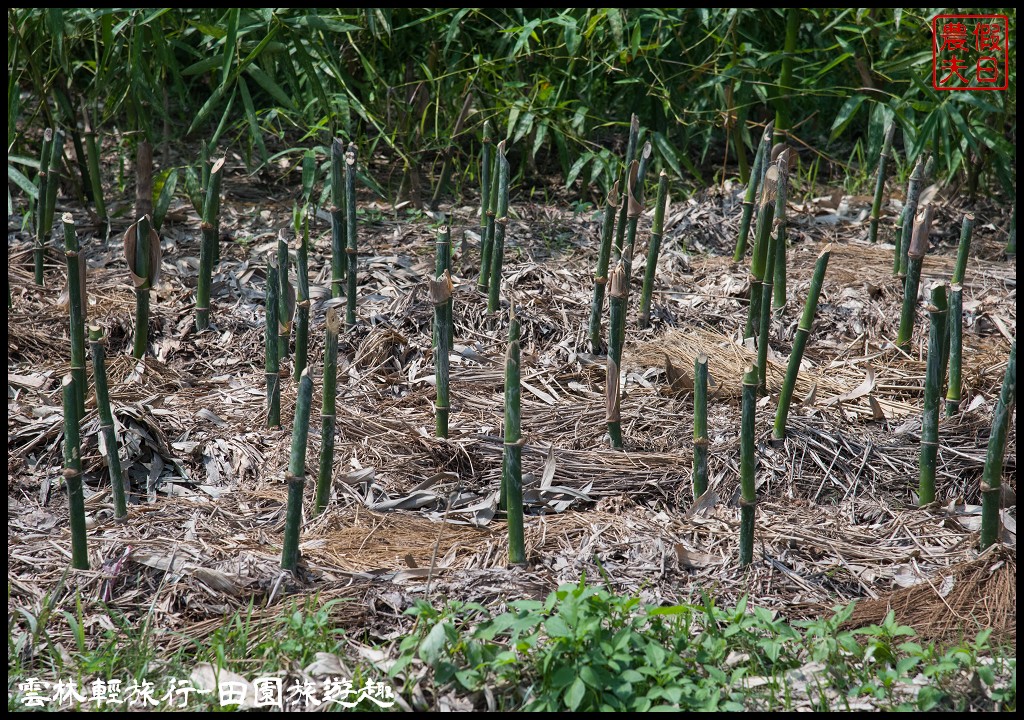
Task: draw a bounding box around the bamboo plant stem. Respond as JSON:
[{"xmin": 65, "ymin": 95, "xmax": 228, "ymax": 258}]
[
  {"xmin": 330, "ymin": 138, "xmax": 346, "ymax": 299},
  {"xmin": 896, "ymin": 204, "xmax": 934, "ymax": 353},
  {"xmin": 196, "ymin": 157, "xmax": 224, "ymax": 331},
  {"xmin": 918, "ymin": 286, "xmax": 947, "ymax": 506},
  {"xmin": 613, "ymin": 114, "xmax": 641, "ymax": 259},
  {"xmin": 739, "ymin": 365, "xmax": 757, "ymax": 567},
  {"xmin": 504, "ymin": 307, "xmax": 526, "ymax": 565},
  {"xmin": 127, "ymin": 215, "xmax": 160, "ymax": 360},
  {"xmin": 83, "ymin": 121, "xmax": 107, "ymax": 225},
  {"xmin": 868, "ymin": 122, "xmax": 896, "ymax": 244},
  {"xmin": 89, "ymin": 326, "xmax": 128, "ymax": 518},
  {"xmin": 480, "ymin": 121, "xmax": 492, "ymax": 264},
  {"xmin": 744, "ymin": 163, "xmax": 780, "ymax": 340},
  {"xmin": 898, "ymin": 155, "xmax": 928, "ymax": 279},
  {"xmin": 733, "ymin": 121, "xmax": 773, "ymax": 262},
  {"xmin": 61, "ymin": 213, "xmax": 86, "ymax": 417},
  {"xmin": 773, "ymin": 245, "xmax": 832, "ymax": 440},
  {"xmin": 639, "ymin": 171, "xmax": 669, "ymax": 328},
  {"xmin": 431, "ymin": 257, "xmax": 453, "ymax": 438},
  {"xmin": 315, "ymin": 309, "xmax": 341, "ymax": 514},
  {"xmin": 277, "ymin": 235, "xmax": 291, "ymax": 359},
  {"xmin": 693, "ymin": 353, "xmax": 709, "ymax": 500},
  {"xmin": 345, "ymin": 143, "xmax": 358, "ymax": 328},
  {"xmin": 944, "ymin": 284, "xmax": 964, "ymax": 416},
  {"xmin": 293, "ymin": 213, "xmax": 310, "ymax": 381},
  {"xmin": 62, "ymin": 374, "xmax": 89, "ymax": 570},
  {"xmin": 606, "ymin": 257, "xmax": 628, "ymax": 449},
  {"xmin": 42, "ymin": 129, "xmax": 66, "ymax": 281},
  {"xmin": 951, "ymin": 213, "xmax": 975, "ymax": 286},
  {"xmin": 265, "ymin": 264, "xmax": 280, "ymax": 428},
  {"xmin": 487, "ymin": 142, "xmax": 510, "ymax": 314},
  {"xmin": 588, "ymin": 181, "xmax": 620, "ymax": 353},
  {"xmin": 622, "ymin": 160, "xmax": 644, "ymax": 268},
  {"xmin": 34, "ymin": 128, "xmax": 53, "ymax": 285},
  {"xmin": 282, "ymin": 369, "xmax": 314, "ymax": 572},
  {"xmin": 757, "ymin": 153, "xmax": 789, "ymax": 391},
  {"xmin": 980, "ymin": 341, "xmax": 1016, "ymax": 549},
  {"xmin": 478, "ymin": 140, "xmax": 501, "ymax": 292},
  {"xmin": 1006, "ymin": 205, "xmax": 1016, "ymax": 257}
]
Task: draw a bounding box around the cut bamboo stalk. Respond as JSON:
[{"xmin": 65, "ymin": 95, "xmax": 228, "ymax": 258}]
[
  {"xmin": 330, "ymin": 138, "xmax": 346, "ymax": 299},
  {"xmin": 265, "ymin": 263, "xmax": 280, "ymax": 428},
  {"xmin": 293, "ymin": 214, "xmax": 311, "ymax": 381},
  {"xmin": 944, "ymin": 284, "xmax": 964, "ymax": 416},
  {"xmin": 693, "ymin": 353, "xmax": 709, "ymax": 501},
  {"xmin": 773, "ymin": 244, "xmax": 832, "ymax": 440},
  {"xmin": 758, "ymin": 153, "xmax": 789, "ymax": 392},
  {"xmin": 771, "ymin": 148, "xmax": 791, "ymax": 315},
  {"xmin": 733, "ymin": 121, "xmax": 773, "ymax": 262},
  {"xmin": 480, "ymin": 121, "xmax": 492, "ymax": 256},
  {"xmin": 196, "ymin": 157, "xmax": 224, "ymax": 331},
  {"xmin": 606, "ymin": 255, "xmax": 629, "ymax": 449},
  {"xmin": 89, "ymin": 326, "xmax": 127, "ymax": 519},
  {"xmin": 898, "ymin": 154, "xmax": 928, "ymax": 279},
  {"xmin": 639, "ymin": 171, "xmax": 669, "ymax": 327},
  {"xmin": 430, "ymin": 265, "xmax": 453, "ymax": 439},
  {"xmin": 918, "ymin": 286, "xmax": 947, "ymax": 506},
  {"xmin": 315, "ymin": 309, "xmax": 341, "ymax": 514},
  {"xmin": 623, "ymin": 160, "xmax": 644, "ymax": 260},
  {"xmin": 62, "ymin": 374, "xmax": 89, "ymax": 570},
  {"xmin": 589, "ymin": 182, "xmax": 620, "ymax": 353},
  {"xmin": 345, "ymin": 143, "xmax": 358, "ymax": 328},
  {"xmin": 478, "ymin": 139, "xmax": 501, "ymax": 292},
  {"xmin": 487, "ymin": 142, "xmax": 510, "ymax": 314},
  {"xmin": 868, "ymin": 122, "xmax": 896, "ymax": 244},
  {"xmin": 980, "ymin": 341, "xmax": 1016, "ymax": 549},
  {"xmin": 896, "ymin": 204, "xmax": 934, "ymax": 352},
  {"xmin": 34, "ymin": 128, "xmax": 53, "ymax": 285},
  {"xmin": 739, "ymin": 364, "xmax": 757, "ymax": 567},
  {"xmin": 61, "ymin": 213, "xmax": 86, "ymax": 418},
  {"xmin": 504, "ymin": 305, "xmax": 526, "ymax": 565},
  {"xmin": 744, "ymin": 163, "xmax": 780, "ymax": 340},
  {"xmin": 282, "ymin": 368, "xmax": 314, "ymax": 571},
  {"xmin": 125, "ymin": 215, "xmax": 161, "ymax": 360},
  {"xmin": 951, "ymin": 213, "xmax": 975, "ymax": 286}
]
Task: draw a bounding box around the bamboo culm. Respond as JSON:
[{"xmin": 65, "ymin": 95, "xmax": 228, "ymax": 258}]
[
  {"xmin": 62, "ymin": 213, "xmax": 86, "ymax": 417},
  {"xmin": 606, "ymin": 257, "xmax": 628, "ymax": 449},
  {"xmin": 277, "ymin": 236, "xmax": 291, "ymax": 360},
  {"xmin": 479, "ymin": 121, "xmax": 492, "ymax": 266},
  {"xmin": 281, "ymin": 369, "xmax": 314, "ymax": 571},
  {"xmin": 896, "ymin": 205, "xmax": 934, "ymax": 353},
  {"xmin": 773, "ymin": 245, "xmax": 832, "ymax": 440},
  {"xmin": 744, "ymin": 163, "xmax": 780, "ymax": 340},
  {"xmin": 126, "ymin": 215, "xmax": 160, "ymax": 360},
  {"xmin": 898, "ymin": 155, "xmax": 928, "ymax": 278},
  {"xmin": 330, "ymin": 138, "xmax": 346, "ymax": 299},
  {"xmin": 265, "ymin": 264, "xmax": 280, "ymax": 428},
  {"xmin": 613, "ymin": 114, "xmax": 641, "ymax": 259},
  {"xmin": 504, "ymin": 307, "xmax": 526, "ymax": 565},
  {"xmin": 918, "ymin": 286, "xmax": 947, "ymax": 505},
  {"xmin": 89, "ymin": 326, "xmax": 128, "ymax": 518},
  {"xmin": 733, "ymin": 121, "xmax": 774, "ymax": 262},
  {"xmin": 315, "ymin": 309, "xmax": 341, "ymax": 514},
  {"xmin": 639, "ymin": 171, "xmax": 669, "ymax": 327},
  {"xmin": 868, "ymin": 122, "xmax": 897, "ymax": 244},
  {"xmin": 432, "ymin": 228, "xmax": 453, "ymax": 438},
  {"xmin": 345, "ymin": 143, "xmax": 358, "ymax": 327},
  {"xmin": 944, "ymin": 284, "xmax": 964, "ymax": 417},
  {"xmin": 980, "ymin": 342, "xmax": 1016, "ymax": 549},
  {"xmin": 739, "ymin": 365, "xmax": 757, "ymax": 567},
  {"xmin": 196, "ymin": 157, "xmax": 224, "ymax": 330},
  {"xmin": 588, "ymin": 181, "xmax": 620, "ymax": 353},
  {"xmin": 34, "ymin": 128, "xmax": 54, "ymax": 285},
  {"xmin": 478, "ymin": 138, "xmax": 502, "ymax": 292},
  {"xmin": 293, "ymin": 214, "xmax": 311, "ymax": 381},
  {"xmin": 62, "ymin": 375, "xmax": 89, "ymax": 570},
  {"xmin": 487, "ymin": 143, "xmax": 510, "ymax": 314},
  {"xmin": 693, "ymin": 353, "xmax": 709, "ymax": 500}
]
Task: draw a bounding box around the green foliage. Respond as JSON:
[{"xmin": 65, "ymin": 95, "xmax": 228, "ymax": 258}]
[{"xmin": 392, "ymin": 582, "xmax": 1016, "ymax": 712}]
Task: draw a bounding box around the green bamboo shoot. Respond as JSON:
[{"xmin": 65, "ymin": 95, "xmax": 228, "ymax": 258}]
[
  {"xmin": 487, "ymin": 142, "xmax": 510, "ymax": 314},
  {"xmin": 606, "ymin": 257, "xmax": 628, "ymax": 449},
  {"xmin": 265, "ymin": 263, "xmax": 280, "ymax": 428},
  {"xmin": 315, "ymin": 309, "xmax": 341, "ymax": 514},
  {"xmin": 693, "ymin": 353, "xmax": 709, "ymax": 500},
  {"xmin": 196, "ymin": 157, "xmax": 224, "ymax": 331},
  {"xmin": 980, "ymin": 342, "xmax": 1016, "ymax": 549},
  {"xmin": 62, "ymin": 374, "xmax": 89, "ymax": 570},
  {"xmin": 330, "ymin": 138, "xmax": 346, "ymax": 299},
  {"xmin": 125, "ymin": 215, "xmax": 161, "ymax": 360},
  {"xmin": 918, "ymin": 286, "xmax": 947, "ymax": 505},
  {"xmin": 89, "ymin": 326, "xmax": 127, "ymax": 518},
  {"xmin": 62, "ymin": 213, "xmax": 86, "ymax": 417},
  {"xmin": 588, "ymin": 181, "xmax": 620, "ymax": 353},
  {"xmin": 896, "ymin": 204, "xmax": 934, "ymax": 352},
  {"xmin": 504, "ymin": 306, "xmax": 526, "ymax": 565},
  {"xmin": 868, "ymin": 122, "xmax": 896, "ymax": 244},
  {"xmin": 739, "ymin": 365, "xmax": 757, "ymax": 567},
  {"xmin": 282, "ymin": 369, "xmax": 314, "ymax": 571},
  {"xmin": 733, "ymin": 121, "xmax": 774, "ymax": 262},
  {"xmin": 345, "ymin": 143, "xmax": 358, "ymax": 327},
  {"xmin": 639, "ymin": 171, "xmax": 669, "ymax": 328}
]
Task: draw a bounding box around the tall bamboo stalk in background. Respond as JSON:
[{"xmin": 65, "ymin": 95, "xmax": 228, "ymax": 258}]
[
  {"xmin": 771, "ymin": 148, "xmax": 791, "ymax": 315},
  {"xmin": 478, "ymin": 138, "xmax": 501, "ymax": 292},
  {"xmin": 315, "ymin": 309, "xmax": 341, "ymax": 515},
  {"xmin": 613, "ymin": 114, "xmax": 641, "ymax": 259},
  {"xmin": 62, "ymin": 214, "xmax": 86, "ymax": 417},
  {"xmin": 773, "ymin": 8, "xmax": 799, "ymax": 143},
  {"xmin": 606, "ymin": 257, "xmax": 628, "ymax": 449},
  {"xmin": 34, "ymin": 128, "xmax": 53, "ymax": 285},
  {"xmin": 293, "ymin": 212, "xmax": 311, "ymax": 381},
  {"xmin": 480, "ymin": 121, "xmax": 492, "ymax": 254},
  {"xmin": 980, "ymin": 341, "xmax": 1016, "ymax": 549},
  {"xmin": 693, "ymin": 353, "xmax": 709, "ymax": 500},
  {"xmin": 896, "ymin": 204, "xmax": 934, "ymax": 352},
  {"xmin": 89, "ymin": 326, "xmax": 127, "ymax": 519},
  {"xmin": 330, "ymin": 138, "xmax": 346, "ymax": 299},
  {"xmin": 43, "ymin": 129, "xmax": 66, "ymax": 261},
  {"xmin": 868, "ymin": 122, "xmax": 896, "ymax": 244},
  {"xmin": 588, "ymin": 181, "xmax": 620, "ymax": 353},
  {"xmin": 62, "ymin": 374, "xmax": 89, "ymax": 570},
  {"xmin": 196, "ymin": 157, "xmax": 224, "ymax": 331},
  {"xmin": 897, "ymin": 154, "xmax": 928, "ymax": 279},
  {"xmin": 277, "ymin": 235, "xmax": 291, "ymax": 359},
  {"xmin": 739, "ymin": 365, "xmax": 757, "ymax": 567},
  {"xmin": 918, "ymin": 286, "xmax": 948, "ymax": 506},
  {"xmin": 944, "ymin": 284, "xmax": 965, "ymax": 416},
  {"xmin": 773, "ymin": 245, "xmax": 832, "ymax": 440},
  {"xmin": 265, "ymin": 263, "xmax": 280, "ymax": 428},
  {"xmin": 345, "ymin": 143, "xmax": 358, "ymax": 328},
  {"xmin": 487, "ymin": 142, "xmax": 510, "ymax": 314},
  {"xmin": 504, "ymin": 306, "xmax": 526, "ymax": 565},
  {"xmin": 733, "ymin": 121, "xmax": 773, "ymax": 262},
  {"xmin": 125, "ymin": 215, "xmax": 161, "ymax": 360},
  {"xmin": 1006, "ymin": 205, "xmax": 1016, "ymax": 257},
  {"xmin": 744, "ymin": 163, "xmax": 780, "ymax": 340},
  {"xmin": 282, "ymin": 369, "xmax": 314, "ymax": 571},
  {"xmin": 758, "ymin": 153, "xmax": 789, "ymax": 392},
  {"xmin": 639, "ymin": 171, "xmax": 670, "ymax": 328},
  {"xmin": 82, "ymin": 109, "xmax": 107, "ymax": 226},
  {"xmin": 431, "ymin": 266, "xmax": 453, "ymax": 438}
]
